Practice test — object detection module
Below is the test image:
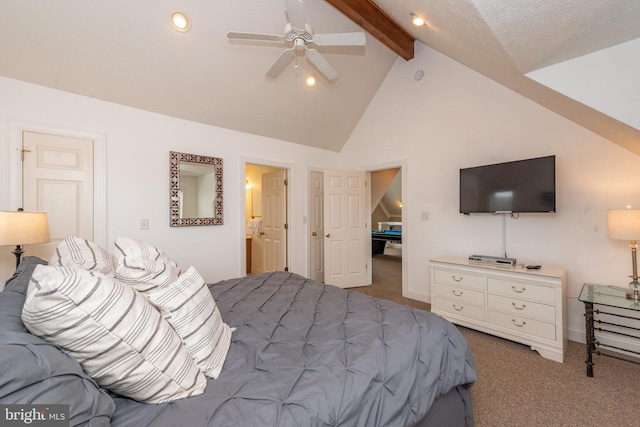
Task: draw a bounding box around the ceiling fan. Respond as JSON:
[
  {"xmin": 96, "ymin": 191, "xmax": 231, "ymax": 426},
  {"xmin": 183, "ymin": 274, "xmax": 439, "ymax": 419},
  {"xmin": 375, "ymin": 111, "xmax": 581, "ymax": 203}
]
[{"xmin": 227, "ymin": 0, "xmax": 366, "ymax": 81}]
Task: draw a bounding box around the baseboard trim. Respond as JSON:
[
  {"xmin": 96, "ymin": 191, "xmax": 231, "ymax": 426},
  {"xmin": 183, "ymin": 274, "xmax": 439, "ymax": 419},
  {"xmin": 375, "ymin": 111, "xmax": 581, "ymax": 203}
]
[
  {"xmin": 568, "ymin": 325, "xmax": 640, "ymax": 357},
  {"xmin": 404, "ymin": 290, "xmax": 430, "ymax": 304}
]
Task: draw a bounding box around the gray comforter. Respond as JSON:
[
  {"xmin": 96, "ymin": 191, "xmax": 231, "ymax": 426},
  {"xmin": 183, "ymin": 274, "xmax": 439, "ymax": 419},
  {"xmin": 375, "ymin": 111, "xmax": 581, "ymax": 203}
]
[{"xmin": 110, "ymin": 272, "xmax": 477, "ymax": 426}]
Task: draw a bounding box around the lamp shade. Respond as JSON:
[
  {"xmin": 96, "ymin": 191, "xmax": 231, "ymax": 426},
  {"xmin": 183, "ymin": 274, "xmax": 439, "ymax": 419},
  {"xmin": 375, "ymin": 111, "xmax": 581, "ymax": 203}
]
[
  {"xmin": 607, "ymin": 209, "xmax": 640, "ymax": 240},
  {"xmin": 0, "ymin": 211, "xmax": 50, "ymax": 246}
]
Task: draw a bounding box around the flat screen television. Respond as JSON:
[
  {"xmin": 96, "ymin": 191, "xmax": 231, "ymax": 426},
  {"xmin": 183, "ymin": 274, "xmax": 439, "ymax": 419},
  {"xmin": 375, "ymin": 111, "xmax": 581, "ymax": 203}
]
[{"xmin": 459, "ymin": 155, "xmax": 556, "ymax": 214}]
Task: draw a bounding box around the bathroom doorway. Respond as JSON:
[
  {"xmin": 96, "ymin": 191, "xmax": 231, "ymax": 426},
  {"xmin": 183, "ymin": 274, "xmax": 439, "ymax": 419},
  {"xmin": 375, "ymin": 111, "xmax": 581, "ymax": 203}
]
[{"xmin": 244, "ymin": 163, "xmax": 289, "ymax": 275}]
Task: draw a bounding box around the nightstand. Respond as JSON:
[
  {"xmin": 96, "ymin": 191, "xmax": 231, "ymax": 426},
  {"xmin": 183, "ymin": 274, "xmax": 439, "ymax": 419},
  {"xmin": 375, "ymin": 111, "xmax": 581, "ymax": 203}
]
[{"xmin": 579, "ymin": 284, "xmax": 640, "ymax": 377}]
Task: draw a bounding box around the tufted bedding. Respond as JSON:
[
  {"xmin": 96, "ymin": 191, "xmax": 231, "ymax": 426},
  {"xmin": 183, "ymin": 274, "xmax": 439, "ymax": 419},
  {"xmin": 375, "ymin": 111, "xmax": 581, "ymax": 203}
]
[{"xmin": 109, "ymin": 271, "xmax": 477, "ymax": 427}]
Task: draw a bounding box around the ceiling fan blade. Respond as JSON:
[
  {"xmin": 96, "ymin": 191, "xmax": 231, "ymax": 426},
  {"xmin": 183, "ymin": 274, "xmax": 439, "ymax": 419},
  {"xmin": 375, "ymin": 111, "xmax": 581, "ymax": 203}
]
[
  {"xmin": 266, "ymin": 49, "xmax": 295, "ymax": 77},
  {"xmin": 227, "ymin": 32, "xmax": 284, "ymax": 42},
  {"xmin": 305, "ymin": 49, "xmax": 338, "ymax": 81},
  {"xmin": 284, "ymin": 0, "xmax": 306, "ymax": 32},
  {"xmin": 313, "ymin": 32, "xmax": 366, "ymax": 47}
]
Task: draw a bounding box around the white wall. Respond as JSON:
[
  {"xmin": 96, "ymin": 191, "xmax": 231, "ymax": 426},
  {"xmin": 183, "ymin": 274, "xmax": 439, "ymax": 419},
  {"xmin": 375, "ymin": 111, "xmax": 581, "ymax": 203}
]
[
  {"xmin": 340, "ymin": 42, "xmax": 640, "ymax": 345},
  {"xmin": 0, "ymin": 76, "xmax": 340, "ymax": 284}
]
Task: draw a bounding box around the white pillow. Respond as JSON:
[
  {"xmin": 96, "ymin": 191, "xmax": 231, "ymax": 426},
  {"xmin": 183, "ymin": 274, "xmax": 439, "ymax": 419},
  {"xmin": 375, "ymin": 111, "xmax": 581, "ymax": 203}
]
[
  {"xmin": 114, "ymin": 236, "xmax": 182, "ymax": 293},
  {"xmin": 22, "ymin": 265, "xmax": 206, "ymax": 404},
  {"xmin": 147, "ymin": 266, "xmax": 233, "ymax": 379},
  {"xmin": 50, "ymin": 235, "xmax": 116, "ymax": 276}
]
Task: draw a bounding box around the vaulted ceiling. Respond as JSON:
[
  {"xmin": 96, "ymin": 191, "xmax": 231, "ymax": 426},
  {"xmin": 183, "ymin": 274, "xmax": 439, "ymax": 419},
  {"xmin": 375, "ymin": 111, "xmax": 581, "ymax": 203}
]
[{"xmin": 2, "ymin": 0, "xmax": 639, "ymax": 153}]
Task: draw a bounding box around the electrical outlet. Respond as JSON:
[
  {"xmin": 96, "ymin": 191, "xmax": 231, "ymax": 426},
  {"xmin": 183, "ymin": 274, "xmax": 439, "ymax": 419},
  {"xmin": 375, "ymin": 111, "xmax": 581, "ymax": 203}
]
[
  {"xmin": 420, "ymin": 211, "xmax": 429, "ymax": 220},
  {"xmin": 140, "ymin": 219, "xmax": 149, "ymax": 230}
]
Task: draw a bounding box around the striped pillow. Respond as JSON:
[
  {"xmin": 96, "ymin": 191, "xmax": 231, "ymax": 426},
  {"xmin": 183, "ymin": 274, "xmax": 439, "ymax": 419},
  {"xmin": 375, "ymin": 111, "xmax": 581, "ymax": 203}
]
[
  {"xmin": 114, "ymin": 236, "xmax": 182, "ymax": 293},
  {"xmin": 22, "ymin": 265, "xmax": 207, "ymax": 404},
  {"xmin": 50, "ymin": 235, "xmax": 116, "ymax": 276},
  {"xmin": 147, "ymin": 266, "xmax": 233, "ymax": 379}
]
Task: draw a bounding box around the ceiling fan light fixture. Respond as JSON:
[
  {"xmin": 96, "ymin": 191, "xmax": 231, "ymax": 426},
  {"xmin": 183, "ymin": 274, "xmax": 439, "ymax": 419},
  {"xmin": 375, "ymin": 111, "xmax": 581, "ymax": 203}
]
[
  {"xmin": 227, "ymin": 0, "xmax": 364, "ymax": 83},
  {"xmin": 410, "ymin": 13, "xmax": 426, "ymax": 27},
  {"xmin": 305, "ymin": 74, "xmax": 317, "ymax": 88},
  {"xmin": 170, "ymin": 11, "xmax": 191, "ymax": 32}
]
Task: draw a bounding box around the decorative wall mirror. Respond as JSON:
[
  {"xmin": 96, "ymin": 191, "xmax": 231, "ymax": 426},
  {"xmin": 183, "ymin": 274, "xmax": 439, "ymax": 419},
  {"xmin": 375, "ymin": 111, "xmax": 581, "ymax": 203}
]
[{"xmin": 170, "ymin": 151, "xmax": 223, "ymax": 226}]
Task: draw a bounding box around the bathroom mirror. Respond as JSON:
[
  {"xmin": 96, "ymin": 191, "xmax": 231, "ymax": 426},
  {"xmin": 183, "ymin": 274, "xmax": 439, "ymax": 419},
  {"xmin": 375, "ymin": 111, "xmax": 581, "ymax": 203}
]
[{"xmin": 170, "ymin": 151, "xmax": 223, "ymax": 226}]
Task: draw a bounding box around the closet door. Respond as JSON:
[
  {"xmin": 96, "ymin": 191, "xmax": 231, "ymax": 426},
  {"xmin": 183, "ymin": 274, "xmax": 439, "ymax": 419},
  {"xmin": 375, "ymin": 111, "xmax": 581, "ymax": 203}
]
[
  {"xmin": 323, "ymin": 170, "xmax": 368, "ymax": 288},
  {"xmin": 309, "ymin": 171, "xmax": 324, "ymax": 283}
]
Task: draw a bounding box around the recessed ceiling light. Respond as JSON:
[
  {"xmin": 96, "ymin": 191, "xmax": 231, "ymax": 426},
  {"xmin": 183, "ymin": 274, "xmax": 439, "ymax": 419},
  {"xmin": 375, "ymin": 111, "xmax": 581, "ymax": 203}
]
[
  {"xmin": 170, "ymin": 11, "xmax": 190, "ymax": 32},
  {"xmin": 305, "ymin": 75, "xmax": 317, "ymax": 88},
  {"xmin": 410, "ymin": 13, "xmax": 426, "ymax": 27}
]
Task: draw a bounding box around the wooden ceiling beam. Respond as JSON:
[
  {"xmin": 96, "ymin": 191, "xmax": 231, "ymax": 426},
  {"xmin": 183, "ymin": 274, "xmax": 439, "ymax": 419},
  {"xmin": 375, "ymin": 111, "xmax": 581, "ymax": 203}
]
[{"xmin": 326, "ymin": 0, "xmax": 415, "ymax": 60}]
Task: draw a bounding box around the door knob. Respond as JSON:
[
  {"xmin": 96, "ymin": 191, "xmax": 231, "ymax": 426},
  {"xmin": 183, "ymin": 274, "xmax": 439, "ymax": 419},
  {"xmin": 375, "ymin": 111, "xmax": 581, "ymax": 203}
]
[
  {"xmin": 325, "ymin": 233, "xmax": 330, "ymax": 238},
  {"xmin": 311, "ymin": 231, "xmax": 317, "ymax": 236}
]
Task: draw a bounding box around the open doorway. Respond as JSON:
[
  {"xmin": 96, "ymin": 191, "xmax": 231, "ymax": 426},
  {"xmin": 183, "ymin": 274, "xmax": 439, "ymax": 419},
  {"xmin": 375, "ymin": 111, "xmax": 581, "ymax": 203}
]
[
  {"xmin": 244, "ymin": 163, "xmax": 289, "ymax": 275},
  {"xmin": 308, "ymin": 165, "xmax": 404, "ymax": 293},
  {"xmin": 370, "ymin": 168, "xmax": 402, "ymax": 294}
]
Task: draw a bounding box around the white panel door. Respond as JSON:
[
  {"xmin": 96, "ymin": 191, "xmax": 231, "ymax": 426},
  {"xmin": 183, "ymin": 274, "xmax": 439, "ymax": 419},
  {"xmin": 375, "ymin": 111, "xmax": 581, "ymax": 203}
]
[
  {"xmin": 262, "ymin": 169, "xmax": 287, "ymax": 272},
  {"xmin": 22, "ymin": 131, "xmax": 94, "ymax": 258},
  {"xmin": 323, "ymin": 170, "xmax": 368, "ymax": 288},
  {"xmin": 309, "ymin": 171, "xmax": 324, "ymax": 282}
]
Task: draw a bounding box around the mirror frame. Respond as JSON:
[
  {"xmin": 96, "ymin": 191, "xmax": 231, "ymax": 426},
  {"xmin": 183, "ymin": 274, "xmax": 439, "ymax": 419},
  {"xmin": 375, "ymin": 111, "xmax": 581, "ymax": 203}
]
[{"xmin": 170, "ymin": 151, "xmax": 223, "ymax": 227}]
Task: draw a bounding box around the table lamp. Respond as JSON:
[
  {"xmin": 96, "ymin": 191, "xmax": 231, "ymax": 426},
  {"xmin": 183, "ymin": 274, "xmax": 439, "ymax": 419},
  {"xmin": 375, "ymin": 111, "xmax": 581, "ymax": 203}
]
[
  {"xmin": 0, "ymin": 210, "xmax": 50, "ymax": 269},
  {"xmin": 608, "ymin": 208, "xmax": 640, "ymax": 301}
]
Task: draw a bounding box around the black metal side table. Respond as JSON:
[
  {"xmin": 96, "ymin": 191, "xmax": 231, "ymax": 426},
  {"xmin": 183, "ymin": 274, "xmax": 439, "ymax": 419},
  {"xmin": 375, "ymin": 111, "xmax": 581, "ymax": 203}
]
[{"xmin": 579, "ymin": 284, "xmax": 640, "ymax": 377}]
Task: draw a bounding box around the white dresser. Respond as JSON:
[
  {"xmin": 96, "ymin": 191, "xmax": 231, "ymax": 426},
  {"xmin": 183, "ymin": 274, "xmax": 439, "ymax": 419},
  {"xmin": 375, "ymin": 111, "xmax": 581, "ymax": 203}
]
[{"xmin": 430, "ymin": 255, "xmax": 566, "ymax": 362}]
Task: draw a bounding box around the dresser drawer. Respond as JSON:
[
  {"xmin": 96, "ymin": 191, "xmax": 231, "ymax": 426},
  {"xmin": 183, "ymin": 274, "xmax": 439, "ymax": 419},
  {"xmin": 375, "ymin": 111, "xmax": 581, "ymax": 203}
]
[
  {"xmin": 487, "ymin": 309, "xmax": 556, "ymax": 341},
  {"xmin": 487, "ymin": 294, "xmax": 555, "ymax": 323},
  {"xmin": 434, "ymin": 296, "xmax": 485, "ymax": 322},
  {"xmin": 435, "ymin": 283, "xmax": 485, "ymax": 306},
  {"xmin": 434, "ymin": 269, "xmax": 485, "ymax": 291},
  {"xmin": 488, "ymin": 278, "xmax": 555, "ymax": 304}
]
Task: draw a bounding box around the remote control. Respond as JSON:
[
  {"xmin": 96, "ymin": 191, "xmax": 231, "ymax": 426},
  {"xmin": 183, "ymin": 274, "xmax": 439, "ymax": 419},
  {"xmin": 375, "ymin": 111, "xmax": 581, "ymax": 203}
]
[{"xmin": 526, "ymin": 265, "xmax": 541, "ymax": 270}]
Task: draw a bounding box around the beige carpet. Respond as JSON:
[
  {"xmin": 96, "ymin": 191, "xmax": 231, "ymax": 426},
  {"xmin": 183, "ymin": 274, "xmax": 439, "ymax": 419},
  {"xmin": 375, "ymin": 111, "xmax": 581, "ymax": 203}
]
[{"xmin": 352, "ymin": 254, "xmax": 640, "ymax": 427}]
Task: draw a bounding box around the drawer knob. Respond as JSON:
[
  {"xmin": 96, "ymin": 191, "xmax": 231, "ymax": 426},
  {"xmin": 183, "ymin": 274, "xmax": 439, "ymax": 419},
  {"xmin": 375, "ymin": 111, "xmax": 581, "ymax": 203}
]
[
  {"xmin": 512, "ymin": 302, "xmax": 526, "ymax": 310},
  {"xmin": 512, "ymin": 319, "xmax": 527, "ymax": 327},
  {"xmin": 452, "ymin": 290, "xmax": 464, "ymax": 297},
  {"xmin": 452, "ymin": 304, "xmax": 464, "ymax": 312},
  {"xmin": 512, "ymin": 285, "xmax": 526, "ymax": 293},
  {"xmin": 452, "ymin": 275, "xmax": 463, "ymax": 282}
]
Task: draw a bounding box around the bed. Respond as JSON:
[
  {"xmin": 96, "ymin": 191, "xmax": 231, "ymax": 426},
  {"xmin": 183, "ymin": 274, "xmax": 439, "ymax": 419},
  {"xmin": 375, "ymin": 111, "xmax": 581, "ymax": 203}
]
[{"xmin": 1, "ymin": 254, "xmax": 477, "ymax": 427}]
